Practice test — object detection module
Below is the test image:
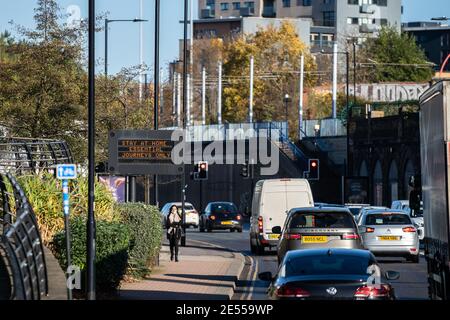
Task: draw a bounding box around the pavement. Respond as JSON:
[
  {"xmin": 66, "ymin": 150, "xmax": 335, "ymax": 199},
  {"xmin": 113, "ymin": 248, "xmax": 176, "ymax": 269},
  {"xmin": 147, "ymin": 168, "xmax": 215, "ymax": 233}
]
[
  {"xmin": 42, "ymin": 246, "xmax": 68, "ymax": 300},
  {"xmin": 119, "ymin": 237, "xmax": 245, "ymax": 300}
]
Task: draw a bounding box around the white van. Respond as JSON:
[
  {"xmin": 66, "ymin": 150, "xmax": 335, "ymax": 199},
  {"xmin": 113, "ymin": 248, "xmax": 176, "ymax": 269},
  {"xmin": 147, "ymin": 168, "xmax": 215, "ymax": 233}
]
[{"xmin": 249, "ymin": 178, "xmax": 314, "ymax": 254}]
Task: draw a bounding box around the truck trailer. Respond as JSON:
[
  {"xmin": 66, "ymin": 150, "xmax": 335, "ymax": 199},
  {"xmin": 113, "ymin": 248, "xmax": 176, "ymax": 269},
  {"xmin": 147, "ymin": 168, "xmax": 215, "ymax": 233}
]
[{"xmin": 419, "ymin": 80, "xmax": 450, "ymax": 300}]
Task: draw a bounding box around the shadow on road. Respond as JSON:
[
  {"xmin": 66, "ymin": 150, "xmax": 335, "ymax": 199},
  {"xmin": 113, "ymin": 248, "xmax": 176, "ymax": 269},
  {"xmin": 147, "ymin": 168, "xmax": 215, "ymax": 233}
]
[
  {"xmin": 120, "ymin": 290, "xmax": 229, "ymax": 300},
  {"xmin": 165, "ymin": 274, "xmax": 238, "ymax": 282}
]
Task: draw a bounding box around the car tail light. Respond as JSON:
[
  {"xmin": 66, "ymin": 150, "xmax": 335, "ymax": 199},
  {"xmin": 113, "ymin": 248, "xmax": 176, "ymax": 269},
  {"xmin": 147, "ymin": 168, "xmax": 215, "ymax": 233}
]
[
  {"xmin": 366, "ymin": 227, "xmax": 375, "ymax": 233},
  {"xmin": 236, "ymin": 215, "xmax": 242, "ymax": 220},
  {"xmin": 402, "ymin": 227, "xmax": 416, "ymax": 233},
  {"xmin": 342, "ymin": 233, "xmax": 360, "ymax": 240},
  {"xmin": 210, "ymin": 215, "xmax": 216, "ymax": 220},
  {"xmin": 354, "ymin": 285, "xmax": 390, "ymax": 299},
  {"xmin": 276, "ymin": 285, "xmax": 310, "ymax": 298},
  {"xmin": 258, "ymin": 216, "xmax": 263, "ymax": 233},
  {"xmin": 284, "ymin": 233, "xmax": 302, "ymax": 240}
]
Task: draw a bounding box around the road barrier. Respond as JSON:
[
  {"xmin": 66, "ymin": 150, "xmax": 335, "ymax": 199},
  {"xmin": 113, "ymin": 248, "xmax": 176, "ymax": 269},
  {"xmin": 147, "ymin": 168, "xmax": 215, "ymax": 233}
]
[{"xmin": 0, "ymin": 173, "xmax": 48, "ymax": 300}]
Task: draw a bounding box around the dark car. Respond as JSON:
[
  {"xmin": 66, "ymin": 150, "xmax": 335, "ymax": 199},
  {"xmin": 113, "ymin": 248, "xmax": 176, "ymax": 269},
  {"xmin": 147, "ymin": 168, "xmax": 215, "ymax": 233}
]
[
  {"xmin": 259, "ymin": 249, "xmax": 399, "ymax": 300},
  {"xmin": 275, "ymin": 207, "xmax": 363, "ymax": 263},
  {"xmin": 200, "ymin": 202, "xmax": 243, "ymax": 232}
]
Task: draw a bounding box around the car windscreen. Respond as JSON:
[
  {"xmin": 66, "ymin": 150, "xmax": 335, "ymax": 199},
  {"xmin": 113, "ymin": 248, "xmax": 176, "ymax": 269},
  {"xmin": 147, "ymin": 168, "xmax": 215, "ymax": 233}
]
[
  {"xmin": 176, "ymin": 205, "xmax": 194, "ymax": 212},
  {"xmin": 289, "ymin": 212, "xmax": 355, "ymax": 229},
  {"xmin": 348, "ymin": 208, "xmax": 360, "ymax": 216},
  {"xmin": 365, "ymin": 214, "xmax": 412, "ymax": 225},
  {"xmin": 211, "ymin": 203, "xmax": 238, "ymax": 215},
  {"xmin": 283, "ymin": 255, "xmax": 373, "ymax": 277}
]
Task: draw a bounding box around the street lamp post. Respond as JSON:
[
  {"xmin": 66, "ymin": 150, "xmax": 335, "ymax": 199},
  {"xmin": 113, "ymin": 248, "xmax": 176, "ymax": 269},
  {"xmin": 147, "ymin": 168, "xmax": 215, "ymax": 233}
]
[
  {"xmin": 87, "ymin": 0, "xmax": 95, "ymax": 301},
  {"xmin": 104, "ymin": 18, "xmax": 148, "ymax": 78},
  {"xmin": 283, "ymin": 94, "xmax": 292, "ymax": 126}
]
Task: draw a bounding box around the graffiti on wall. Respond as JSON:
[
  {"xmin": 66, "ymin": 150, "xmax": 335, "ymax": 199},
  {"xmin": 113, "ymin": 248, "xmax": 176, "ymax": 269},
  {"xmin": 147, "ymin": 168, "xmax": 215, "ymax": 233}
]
[{"xmin": 346, "ymin": 83, "xmax": 430, "ymax": 102}]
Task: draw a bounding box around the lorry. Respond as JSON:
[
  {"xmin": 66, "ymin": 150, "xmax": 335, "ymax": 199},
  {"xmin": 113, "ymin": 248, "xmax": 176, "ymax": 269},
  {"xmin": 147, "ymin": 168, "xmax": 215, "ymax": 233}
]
[{"xmin": 419, "ymin": 80, "xmax": 450, "ymax": 300}]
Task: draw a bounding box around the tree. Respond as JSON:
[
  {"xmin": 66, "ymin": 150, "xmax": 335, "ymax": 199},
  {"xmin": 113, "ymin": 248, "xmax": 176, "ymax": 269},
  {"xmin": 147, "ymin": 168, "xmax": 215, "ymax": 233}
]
[
  {"xmin": 222, "ymin": 22, "xmax": 317, "ymax": 125},
  {"xmin": 358, "ymin": 27, "xmax": 434, "ymax": 83},
  {"xmin": 0, "ymin": 0, "xmax": 88, "ymax": 161}
]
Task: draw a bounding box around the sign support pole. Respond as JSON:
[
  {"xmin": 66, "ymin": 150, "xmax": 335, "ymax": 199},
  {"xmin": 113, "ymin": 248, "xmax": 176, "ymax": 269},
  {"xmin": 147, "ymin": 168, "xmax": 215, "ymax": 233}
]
[{"xmin": 62, "ymin": 179, "xmax": 73, "ymax": 300}]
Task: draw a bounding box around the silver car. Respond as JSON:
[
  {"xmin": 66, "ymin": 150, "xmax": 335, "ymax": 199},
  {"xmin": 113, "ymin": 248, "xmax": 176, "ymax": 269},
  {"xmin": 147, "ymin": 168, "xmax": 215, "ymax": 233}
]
[
  {"xmin": 275, "ymin": 207, "xmax": 364, "ymax": 263},
  {"xmin": 358, "ymin": 209, "xmax": 420, "ymax": 263}
]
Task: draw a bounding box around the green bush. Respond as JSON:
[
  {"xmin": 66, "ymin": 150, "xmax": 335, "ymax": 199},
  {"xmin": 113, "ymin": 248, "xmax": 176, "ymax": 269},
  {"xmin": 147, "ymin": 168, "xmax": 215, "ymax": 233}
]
[
  {"xmin": 17, "ymin": 173, "xmax": 119, "ymax": 245},
  {"xmin": 53, "ymin": 216, "xmax": 130, "ymax": 292},
  {"xmin": 116, "ymin": 203, "xmax": 163, "ymax": 278}
]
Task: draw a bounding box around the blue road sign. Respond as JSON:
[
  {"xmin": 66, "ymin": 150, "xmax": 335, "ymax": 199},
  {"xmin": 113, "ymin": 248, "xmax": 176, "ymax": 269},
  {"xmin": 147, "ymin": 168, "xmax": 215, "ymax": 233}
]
[{"xmin": 56, "ymin": 164, "xmax": 78, "ymax": 180}]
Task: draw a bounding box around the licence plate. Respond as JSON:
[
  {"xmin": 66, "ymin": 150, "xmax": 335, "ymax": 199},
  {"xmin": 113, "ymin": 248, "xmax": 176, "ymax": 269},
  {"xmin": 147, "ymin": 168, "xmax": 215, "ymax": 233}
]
[
  {"xmin": 268, "ymin": 234, "xmax": 280, "ymax": 240},
  {"xmin": 379, "ymin": 236, "xmax": 401, "ymax": 241},
  {"xmin": 302, "ymin": 236, "xmax": 328, "ymax": 243},
  {"xmin": 221, "ymin": 221, "xmax": 233, "ymax": 225}
]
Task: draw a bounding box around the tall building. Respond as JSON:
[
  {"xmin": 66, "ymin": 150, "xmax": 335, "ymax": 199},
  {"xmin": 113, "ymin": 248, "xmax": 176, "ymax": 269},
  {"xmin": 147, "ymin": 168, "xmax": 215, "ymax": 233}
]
[
  {"xmin": 403, "ymin": 22, "xmax": 450, "ymax": 72},
  {"xmin": 198, "ymin": 0, "xmax": 402, "ymax": 49}
]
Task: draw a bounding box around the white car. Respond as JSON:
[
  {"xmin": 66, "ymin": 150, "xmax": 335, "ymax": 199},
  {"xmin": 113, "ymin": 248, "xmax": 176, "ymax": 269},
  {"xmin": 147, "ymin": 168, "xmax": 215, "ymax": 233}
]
[
  {"xmin": 391, "ymin": 200, "xmax": 424, "ymax": 241},
  {"xmin": 160, "ymin": 202, "xmax": 199, "ymax": 228}
]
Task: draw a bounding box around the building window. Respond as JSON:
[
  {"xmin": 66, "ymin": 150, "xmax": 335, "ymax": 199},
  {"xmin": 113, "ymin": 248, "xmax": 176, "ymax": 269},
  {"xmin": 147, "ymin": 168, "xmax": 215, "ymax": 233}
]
[
  {"xmin": 220, "ymin": 2, "xmax": 230, "ymax": 10},
  {"xmin": 372, "ymin": 0, "xmax": 388, "ymax": 6},
  {"xmin": 348, "ymin": 0, "xmax": 358, "ymax": 5},
  {"xmin": 298, "ymin": 0, "xmax": 312, "ymax": 5},
  {"xmin": 347, "ymin": 17, "xmax": 359, "ymax": 25},
  {"xmin": 323, "ymin": 11, "xmax": 335, "ymax": 27},
  {"xmin": 232, "ymin": 2, "xmax": 241, "ymax": 10},
  {"xmin": 244, "ymin": 1, "xmax": 255, "ymax": 8},
  {"xmin": 206, "ymin": 0, "xmax": 216, "ymax": 9},
  {"xmin": 283, "ymin": 0, "xmax": 291, "ymax": 7}
]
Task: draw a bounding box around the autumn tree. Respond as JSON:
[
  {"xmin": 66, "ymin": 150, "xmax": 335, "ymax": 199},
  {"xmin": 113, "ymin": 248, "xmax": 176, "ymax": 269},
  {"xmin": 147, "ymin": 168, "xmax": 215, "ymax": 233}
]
[{"xmin": 222, "ymin": 22, "xmax": 317, "ymax": 125}]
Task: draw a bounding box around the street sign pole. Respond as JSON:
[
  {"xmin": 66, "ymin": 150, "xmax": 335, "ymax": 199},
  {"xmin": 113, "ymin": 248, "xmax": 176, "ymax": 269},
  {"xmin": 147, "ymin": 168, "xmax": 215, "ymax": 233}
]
[
  {"xmin": 62, "ymin": 179, "xmax": 72, "ymax": 300},
  {"xmin": 56, "ymin": 164, "xmax": 77, "ymax": 301}
]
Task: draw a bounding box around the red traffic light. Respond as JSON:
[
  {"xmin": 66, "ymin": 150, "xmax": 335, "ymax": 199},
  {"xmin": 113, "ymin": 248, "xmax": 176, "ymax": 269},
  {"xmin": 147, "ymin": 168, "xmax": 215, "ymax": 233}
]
[
  {"xmin": 311, "ymin": 161, "xmax": 317, "ymax": 168},
  {"xmin": 200, "ymin": 163, "xmax": 207, "ymax": 170}
]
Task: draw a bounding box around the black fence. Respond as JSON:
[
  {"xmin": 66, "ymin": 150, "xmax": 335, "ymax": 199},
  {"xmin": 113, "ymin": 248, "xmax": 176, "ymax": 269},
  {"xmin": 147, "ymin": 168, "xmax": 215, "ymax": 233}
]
[
  {"xmin": 0, "ymin": 138, "xmax": 73, "ymax": 175},
  {"xmin": 0, "ymin": 173, "xmax": 48, "ymax": 300}
]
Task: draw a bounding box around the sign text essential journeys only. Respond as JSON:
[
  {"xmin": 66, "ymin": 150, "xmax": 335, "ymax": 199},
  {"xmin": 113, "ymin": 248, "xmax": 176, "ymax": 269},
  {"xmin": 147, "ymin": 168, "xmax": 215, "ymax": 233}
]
[
  {"xmin": 118, "ymin": 139, "xmax": 174, "ymax": 162},
  {"xmin": 108, "ymin": 130, "xmax": 184, "ymax": 176}
]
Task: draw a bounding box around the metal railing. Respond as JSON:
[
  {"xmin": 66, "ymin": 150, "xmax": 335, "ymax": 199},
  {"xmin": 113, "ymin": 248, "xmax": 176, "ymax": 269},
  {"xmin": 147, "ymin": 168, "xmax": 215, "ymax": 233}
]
[
  {"xmin": 0, "ymin": 173, "xmax": 48, "ymax": 300},
  {"xmin": 0, "ymin": 138, "xmax": 73, "ymax": 175},
  {"xmin": 302, "ymin": 119, "xmax": 347, "ymax": 138}
]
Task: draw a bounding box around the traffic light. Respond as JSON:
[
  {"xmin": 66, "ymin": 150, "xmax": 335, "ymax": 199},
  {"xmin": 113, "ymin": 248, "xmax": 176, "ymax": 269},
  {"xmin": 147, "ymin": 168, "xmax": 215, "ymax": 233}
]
[
  {"xmin": 308, "ymin": 159, "xmax": 320, "ymax": 180},
  {"xmin": 198, "ymin": 161, "xmax": 208, "ymax": 180},
  {"xmin": 95, "ymin": 162, "xmax": 108, "ymax": 173},
  {"xmin": 241, "ymin": 161, "xmax": 250, "ymax": 179}
]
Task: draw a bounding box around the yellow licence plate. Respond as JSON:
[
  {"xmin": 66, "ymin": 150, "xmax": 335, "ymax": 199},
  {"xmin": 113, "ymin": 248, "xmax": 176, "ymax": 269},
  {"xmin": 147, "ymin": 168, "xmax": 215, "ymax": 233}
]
[
  {"xmin": 221, "ymin": 221, "xmax": 233, "ymax": 225},
  {"xmin": 268, "ymin": 234, "xmax": 280, "ymax": 240},
  {"xmin": 302, "ymin": 236, "xmax": 328, "ymax": 243},
  {"xmin": 379, "ymin": 236, "xmax": 401, "ymax": 241}
]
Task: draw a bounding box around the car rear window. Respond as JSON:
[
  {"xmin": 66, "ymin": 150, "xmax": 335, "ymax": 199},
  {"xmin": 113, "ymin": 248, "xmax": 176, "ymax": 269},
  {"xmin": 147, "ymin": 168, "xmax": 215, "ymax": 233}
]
[
  {"xmin": 283, "ymin": 255, "xmax": 373, "ymax": 277},
  {"xmin": 289, "ymin": 212, "xmax": 355, "ymax": 229},
  {"xmin": 176, "ymin": 205, "xmax": 194, "ymax": 211},
  {"xmin": 211, "ymin": 203, "xmax": 238, "ymax": 214},
  {"xmin": 365, "ymin": 214, "xmax": 412, "ymax": 225}
]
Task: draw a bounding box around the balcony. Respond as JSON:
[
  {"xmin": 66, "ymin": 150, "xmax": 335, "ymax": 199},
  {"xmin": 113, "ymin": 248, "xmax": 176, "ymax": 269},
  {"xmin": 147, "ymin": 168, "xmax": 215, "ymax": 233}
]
[
  {"xmin": 360, "ymin": 4, "xmax": 376, "ymax": 14},
  {"xmin": 360, "ymin": 24, "xmax": 377, "ymax": 33},
  {"xmin": 201, "ymin": 9, "xmax": 215, "ymax": 19},
  {"xmin": 240, "ymin": 7, "xmax": 255, "ymax": 17}
]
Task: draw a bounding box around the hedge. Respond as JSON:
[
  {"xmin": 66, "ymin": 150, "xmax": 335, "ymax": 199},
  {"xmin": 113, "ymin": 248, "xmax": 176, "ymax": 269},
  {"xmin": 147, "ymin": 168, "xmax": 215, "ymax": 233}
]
[
  {"xmin": 53, "ymin": 216, "xmax": 130, "ymax": 292},
  {"xmin": 17, "ymin": 173, "xmax": 119, "ymax": 245},
  {"xmin": 116, "ymin": 203, "xmax": 163, "ymax": 278}
]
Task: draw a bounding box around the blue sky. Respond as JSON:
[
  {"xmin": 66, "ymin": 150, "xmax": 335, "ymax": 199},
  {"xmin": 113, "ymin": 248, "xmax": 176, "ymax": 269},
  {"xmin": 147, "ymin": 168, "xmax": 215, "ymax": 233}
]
[{"xmin": 0, "ymin": 0, "xmax": 448, "ymax": 77}]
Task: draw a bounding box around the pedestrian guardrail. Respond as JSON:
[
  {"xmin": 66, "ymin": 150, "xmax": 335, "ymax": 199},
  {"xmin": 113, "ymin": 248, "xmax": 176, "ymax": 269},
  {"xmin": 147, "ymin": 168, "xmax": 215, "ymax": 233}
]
[
  {"xmin": 0, "ymin": 173, "xmax": 48, "ymax": 300},
  {"xmin": 0, "ymin": 138, "xmax": 73, "ymax": 175}
]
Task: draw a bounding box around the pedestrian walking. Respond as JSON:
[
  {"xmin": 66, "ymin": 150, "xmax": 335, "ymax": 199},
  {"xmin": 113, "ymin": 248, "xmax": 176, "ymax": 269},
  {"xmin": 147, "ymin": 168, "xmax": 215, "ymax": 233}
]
[{"xmin": 166, "ymin": 205, "xmax": 182, "ymax": 262}]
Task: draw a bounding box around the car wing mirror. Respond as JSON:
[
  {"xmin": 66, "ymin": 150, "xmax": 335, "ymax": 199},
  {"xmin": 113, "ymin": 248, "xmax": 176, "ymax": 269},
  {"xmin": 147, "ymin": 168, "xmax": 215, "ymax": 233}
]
[
  {"xmin": 385, "ymin": 271, "xmax": 400, "ymax": 281},
  {"xmin": 272, "ymin": 226, "xmax": 282, "ymax": 234},
  {"xmin": 258, "ymin": 272, "xmax": 273, "ymax": 282}
]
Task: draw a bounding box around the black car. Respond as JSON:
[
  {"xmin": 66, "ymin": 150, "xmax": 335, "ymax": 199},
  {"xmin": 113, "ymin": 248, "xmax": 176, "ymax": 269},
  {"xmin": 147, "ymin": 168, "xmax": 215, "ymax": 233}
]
[
  {"xmin": 259, "ymin": 249, "xmax": 399, "ymax": 300},
  {"xmin": 200, "ymin": 202, "xmax": 243, "ymax": 232}
]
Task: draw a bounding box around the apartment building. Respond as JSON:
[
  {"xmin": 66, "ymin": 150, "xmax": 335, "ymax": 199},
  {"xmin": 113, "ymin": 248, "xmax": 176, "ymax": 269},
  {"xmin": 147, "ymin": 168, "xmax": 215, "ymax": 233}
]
[{"xmin": 199, "ymin": 0, "xmax": 402, "ymax": 49}]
